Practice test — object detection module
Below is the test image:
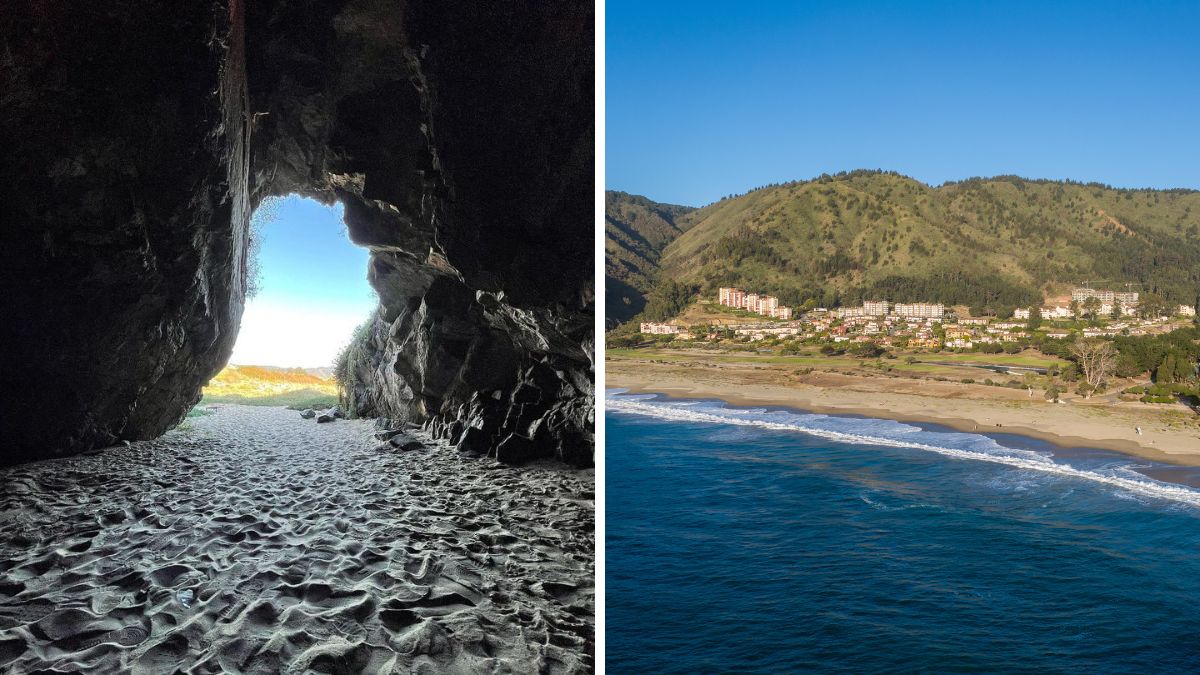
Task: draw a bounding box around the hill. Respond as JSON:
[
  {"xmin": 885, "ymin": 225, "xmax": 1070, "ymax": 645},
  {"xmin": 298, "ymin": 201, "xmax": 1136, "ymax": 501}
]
[
  {"xmin": 604, "ymin": 191, "xmax": 696, "ymax": 325},
  {"xmin": 614, "ymin": 171, "xmax": 1200, "ymax": 323},
  {"xmin": 200, "ymin": 364, "xmax": 338, "ymax": 409}
]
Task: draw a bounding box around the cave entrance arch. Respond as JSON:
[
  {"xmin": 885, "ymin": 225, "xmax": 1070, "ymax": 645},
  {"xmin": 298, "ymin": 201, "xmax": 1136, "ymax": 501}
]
[
  {"xmin": 236, "ymin": 197, "xmax": 375, "ymax": 370},
  {"xmin": 202, "ymin": 196, "xmax": 376, "ymax": 407},
  {"xmin": 2, "ymin": 1, "xmax": 593, "ymax": 467}
]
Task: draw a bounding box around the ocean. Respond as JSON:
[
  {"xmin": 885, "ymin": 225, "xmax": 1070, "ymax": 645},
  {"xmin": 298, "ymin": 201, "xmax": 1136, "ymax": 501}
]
[{"xmin": 606, "ymin": 390, "xmax": 1200, "ymax": 673}]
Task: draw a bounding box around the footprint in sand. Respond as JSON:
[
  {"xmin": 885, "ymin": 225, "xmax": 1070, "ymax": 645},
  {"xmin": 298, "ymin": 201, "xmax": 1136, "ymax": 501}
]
[
  {"xmin": 0, "ymin": 405, "xmax": 594, "ymax": 673},
  {"xmin": 0, "ymin": 636, "xmax": 27, "ymax": 668},
  {"xmin": 0, "ymin": 599, "xmax": 55, "ymax": 625},
  {"xmin": 70, "ymin": 625, "xmax": 150, "ymax": 651}
]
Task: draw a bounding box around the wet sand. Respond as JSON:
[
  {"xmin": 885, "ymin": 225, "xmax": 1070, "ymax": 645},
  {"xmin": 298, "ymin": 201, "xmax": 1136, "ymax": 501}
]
[
  {"xmin": 608, "ymin": 356, "xmax": 1200, "ymax": 466},
  {"xmin": 0, "ymin": 405, "xmax": 594, "ymax": 673}
]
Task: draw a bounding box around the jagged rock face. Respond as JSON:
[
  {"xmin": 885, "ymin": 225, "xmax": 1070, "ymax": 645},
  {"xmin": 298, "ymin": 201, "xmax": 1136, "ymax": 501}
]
[
  {"xmin": 0, "ymin": 1, "xmax": 593, "ymax": 466},
  {"xmin": 0, "ymin": 2, "xmax": 251, "ymax": 464}
]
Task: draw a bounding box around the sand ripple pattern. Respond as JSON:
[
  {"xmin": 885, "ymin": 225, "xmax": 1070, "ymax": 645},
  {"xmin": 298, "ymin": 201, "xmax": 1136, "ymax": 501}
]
[{"xmin": 0, "ymin": 405, "xmax": 594, "ymax": 673}]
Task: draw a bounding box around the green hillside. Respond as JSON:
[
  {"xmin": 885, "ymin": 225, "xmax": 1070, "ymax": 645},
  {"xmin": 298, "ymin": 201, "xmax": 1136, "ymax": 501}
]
[
  {"xmin": 633, "ymin": 171, "xmax": 1200, "ymax": 320},
  {"xmin": 605, "ymin": 191, "xmax": 696, "ymax": 325}
]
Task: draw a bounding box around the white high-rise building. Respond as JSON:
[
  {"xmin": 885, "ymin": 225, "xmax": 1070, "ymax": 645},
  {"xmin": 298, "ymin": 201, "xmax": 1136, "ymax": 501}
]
[
  {"xmin": 863, "ymin": 300, "xmax": 888, "ymax": 316},
  {"xmin": 894, "ymin": 302, "xmax": 944, "ymax": 319}
]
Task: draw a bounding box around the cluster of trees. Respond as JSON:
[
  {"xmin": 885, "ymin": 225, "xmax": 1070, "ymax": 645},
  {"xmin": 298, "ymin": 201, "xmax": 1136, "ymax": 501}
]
[
  {"xmin": 699, "ymin": 227, "xmax": 804, "ymax": 277},
  {"xmin": 640, "ymin": 280, "xmax": 696, "ymax": 322},
  {"xmin": 1080, "ymin": 235, "xmax": 1200, "ymax": 307},
  {"xmin": 1036, "ymin": 328, "xmax": 1200, "ymax": 399},
  {"xmin": 855, "ymin": 272, "xmax": 1041, "ymax": 311},
  {"xmin": 1109, "ymin": 327, "xmax": 1200, "ymax": 378}
]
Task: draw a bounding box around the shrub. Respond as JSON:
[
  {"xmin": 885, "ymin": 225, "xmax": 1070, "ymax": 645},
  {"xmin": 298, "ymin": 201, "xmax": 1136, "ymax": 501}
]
[
  {"xmin": 333, "ymin": 312, "xmax": 379, "ymax": 415},
  {"xmin": 961, "ymin": 378, "xmax": 975, "ymax": 384}
]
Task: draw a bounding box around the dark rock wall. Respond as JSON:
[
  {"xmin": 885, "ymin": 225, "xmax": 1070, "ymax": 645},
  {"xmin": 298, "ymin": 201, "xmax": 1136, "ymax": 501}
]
[
  {"xmin": 0, "ymin": 1, "xmax": 251, "ymax": 463},
  {"xmin": 248, "ymin": 0, "xmax": 595, "ymax": 466},
  {"xmin": 0, "ymin": 1, "xmax": 593, "ymax": 467}
]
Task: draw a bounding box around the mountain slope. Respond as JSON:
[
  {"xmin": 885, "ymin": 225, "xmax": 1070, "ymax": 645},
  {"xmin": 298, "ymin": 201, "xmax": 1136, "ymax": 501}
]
[
  {"xmin": 653, "ymin": 171, "xmax": 1200, "ymax": 314},
  {"xmin": 605, "ymin": 191, "xmax": 696, "ymax": 325},
  {"xmin": 204, "ymin": 364, "xmax": 337, "ymax": 399}
]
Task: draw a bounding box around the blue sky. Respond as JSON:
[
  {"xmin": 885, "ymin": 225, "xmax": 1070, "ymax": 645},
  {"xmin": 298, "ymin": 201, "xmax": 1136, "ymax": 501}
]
[
  {"xmin": 606, "ymin": 0, "xmax": 1200, "ymax": 206},
  {"xmin": 230, "ymin": 196, "xmax": 377, "ymax": 367}
]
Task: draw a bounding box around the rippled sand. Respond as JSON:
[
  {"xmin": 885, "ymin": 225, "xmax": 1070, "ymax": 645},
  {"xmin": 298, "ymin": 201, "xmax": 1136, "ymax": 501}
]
[{"xmin": 0, "ymin": 405, "xmax": 594, "ymax": 673}]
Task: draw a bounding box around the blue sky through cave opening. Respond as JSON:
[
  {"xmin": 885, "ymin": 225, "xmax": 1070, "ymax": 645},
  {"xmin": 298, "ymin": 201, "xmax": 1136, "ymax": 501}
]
[{"xmin": 230, "ymin": 195, "xmax": 377, "ymax": 368}]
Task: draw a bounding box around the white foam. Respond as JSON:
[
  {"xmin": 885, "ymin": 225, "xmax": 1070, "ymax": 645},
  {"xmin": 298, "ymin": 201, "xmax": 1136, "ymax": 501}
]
[{"xmin": 608, "ymin": 396, "xmax": 1200, "ymax": 509}]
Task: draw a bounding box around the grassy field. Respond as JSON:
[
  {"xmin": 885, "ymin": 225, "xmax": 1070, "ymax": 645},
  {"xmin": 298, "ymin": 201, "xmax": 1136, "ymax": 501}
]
[
  {"xmin": 920, "ymin": 352, "xmax": 1064, "ymax": 368},
  {"xmin": 606, "ymin": 346, "xmax": 1071, "ymax": 386},
  {"xmin": 200, "ymin": 389, "xmax": 338, "ymax": 410},
  {"xmin": 198, "ymin": 364, "xmax": 339, "ymax": 410}
]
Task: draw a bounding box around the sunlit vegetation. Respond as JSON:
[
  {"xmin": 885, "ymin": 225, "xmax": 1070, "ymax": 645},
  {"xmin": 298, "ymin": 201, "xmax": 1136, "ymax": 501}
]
[
  {"xmin": 607, "ymin": 172, "xmax": 1200, "ymax": 326},
  {"xmin": 200, "ymin": 364, "xmax": 338, "ymax": 409}
]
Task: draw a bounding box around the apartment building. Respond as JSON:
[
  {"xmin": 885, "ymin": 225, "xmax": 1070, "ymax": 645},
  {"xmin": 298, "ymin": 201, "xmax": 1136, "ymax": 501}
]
[
  {"xmin": 639, "ymin": 322, "xmax": 680, "ymax": 335},
  {"xmin": 893, "ymin": 302, "xmax": 944, "ymax": 319},
  {"xmin": 1072, "ymin": 287, "xmax": 1139, "ymax": 305},
  {"xmin": 863, "ymin": 300, "xmax": 888, "ymax": 316},
  {"xmin": 745, "ymin": 293, "xmax": 760, "ymax": 313}
]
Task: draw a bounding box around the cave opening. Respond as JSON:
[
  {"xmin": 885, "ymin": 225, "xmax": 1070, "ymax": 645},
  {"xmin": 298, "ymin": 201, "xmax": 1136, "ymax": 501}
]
[
  {"xmin": 201, "ymin": 195, "xmax": 377, "ymax": 407},
  {"xmin": 2, "ymin": 2, "xmax": 593, "ymax": 666},
  {"xmin": 2, "ymin": 0, "xmax": 594, "ymax": 469}
]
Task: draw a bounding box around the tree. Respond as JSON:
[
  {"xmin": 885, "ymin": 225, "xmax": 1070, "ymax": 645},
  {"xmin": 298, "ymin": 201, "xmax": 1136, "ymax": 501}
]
[
  {"xmin": 1158, "ymin": 351, "xmax": 1196, "ymax": 384},
  {"xmin": 1069, "ymin": 299, "xmax": 1081, "ymax": 319},
  {"xmin": 1157, "ymin": 353, "xmax": 1178, "ymax": 384},
  {"xmin": 1111, "ymin": 299, "xmax": 1122, "ymax": 320},
  {"xmin": 1082, "ymin": 296, "xmax": 1101, "ymax": 319},
  {"xmin": 849, "ymin": 341, "xmax": 885, "ymax": 358},
  {"xmin": 1138, "ymin": 293, "xmax": 1169, "ymax": 319},
  {"xmin": 1026, "ymin": 306, "xmax": 1043, "ymax": 331},
  {"xmin": 1069, "ymin": 338, "xmax": 1116, "ymax": 398},
  {"xmin": 642, "ymin": 281, "xmax": 696, "ymax": 321}
]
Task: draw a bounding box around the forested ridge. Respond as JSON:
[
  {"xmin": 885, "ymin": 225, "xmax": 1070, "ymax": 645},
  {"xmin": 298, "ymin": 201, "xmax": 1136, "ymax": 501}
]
[{"xmin": 606, "ymin": 171, "xmax": 1200, "ymax": 324}]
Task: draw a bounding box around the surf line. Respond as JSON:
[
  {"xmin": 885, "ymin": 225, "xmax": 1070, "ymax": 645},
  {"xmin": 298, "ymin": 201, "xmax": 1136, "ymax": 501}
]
[{"xmin": 608, "ymin": 397, "xmax": 1200, "ymax": 509}]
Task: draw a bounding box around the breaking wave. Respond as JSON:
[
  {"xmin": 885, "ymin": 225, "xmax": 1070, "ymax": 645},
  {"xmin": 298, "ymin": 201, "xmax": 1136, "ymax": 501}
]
[{"xmin": 607, "ymin": 394, "xmax": 1200, "ymax": 509}]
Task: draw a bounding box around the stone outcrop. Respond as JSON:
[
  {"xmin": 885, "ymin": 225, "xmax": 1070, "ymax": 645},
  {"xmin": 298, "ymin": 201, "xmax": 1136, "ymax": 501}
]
[{"xmin": 0, "ymin": 1, "xmax": 593, "ymax": 466}]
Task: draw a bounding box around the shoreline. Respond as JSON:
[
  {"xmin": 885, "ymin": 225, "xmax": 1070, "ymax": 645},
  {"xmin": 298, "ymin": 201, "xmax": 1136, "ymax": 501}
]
[{"xmin": 607, "ymin": 362, "xmax": 1200, "ymax": 467}]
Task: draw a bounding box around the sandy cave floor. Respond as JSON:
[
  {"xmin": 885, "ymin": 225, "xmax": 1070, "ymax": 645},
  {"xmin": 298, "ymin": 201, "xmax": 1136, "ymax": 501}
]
[{"xmin": 0, "ymin": 405, "xmax": 594, "ymax": 673}]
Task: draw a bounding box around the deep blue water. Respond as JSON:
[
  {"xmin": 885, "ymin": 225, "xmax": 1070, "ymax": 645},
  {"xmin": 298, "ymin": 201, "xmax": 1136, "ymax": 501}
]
[{"xmin": 606, "ymin": 391, "xmax": 1200, "ymax": 673}]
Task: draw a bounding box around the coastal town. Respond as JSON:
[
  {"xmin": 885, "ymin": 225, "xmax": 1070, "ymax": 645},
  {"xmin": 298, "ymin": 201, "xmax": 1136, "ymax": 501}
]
[{"xmin": 638, "ymin": 285, "xmax": 1197, "ymax": 351}]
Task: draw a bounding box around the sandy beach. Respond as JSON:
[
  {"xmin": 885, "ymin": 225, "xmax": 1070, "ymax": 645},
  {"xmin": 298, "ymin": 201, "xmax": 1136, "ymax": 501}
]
[
  {"xmin": 607, "ymin": 354, "xmax": 1200, "ymax": 466},
  {"xmin": 0, "ymin": 405, "xmax": 594, "ymax": 673}
]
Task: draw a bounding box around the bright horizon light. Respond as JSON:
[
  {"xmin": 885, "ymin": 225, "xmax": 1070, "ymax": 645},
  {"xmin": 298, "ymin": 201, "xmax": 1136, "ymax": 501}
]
[{"xmin": 229, "ymin": 196, "xmax": 378, "ymax": 368}]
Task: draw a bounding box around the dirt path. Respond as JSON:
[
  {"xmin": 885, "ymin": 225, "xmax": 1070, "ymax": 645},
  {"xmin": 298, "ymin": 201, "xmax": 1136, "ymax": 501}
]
[{"xmin": 0, "ymin": 405, "xmax": 594, "ymax": 673}]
